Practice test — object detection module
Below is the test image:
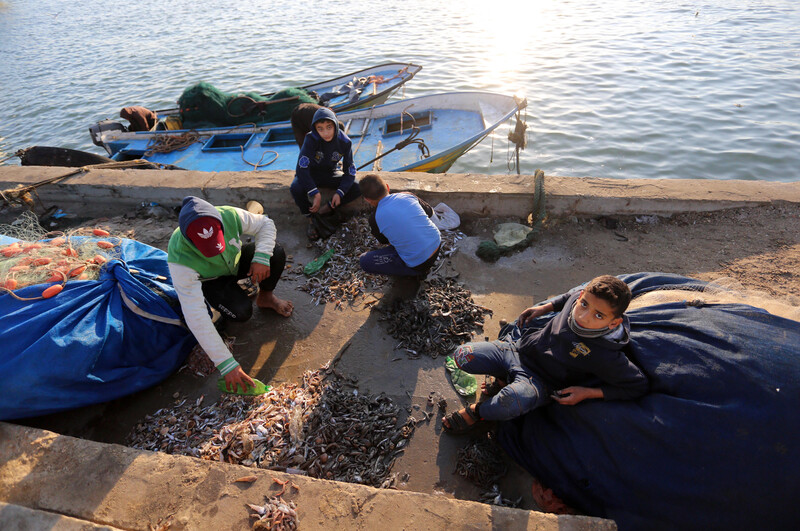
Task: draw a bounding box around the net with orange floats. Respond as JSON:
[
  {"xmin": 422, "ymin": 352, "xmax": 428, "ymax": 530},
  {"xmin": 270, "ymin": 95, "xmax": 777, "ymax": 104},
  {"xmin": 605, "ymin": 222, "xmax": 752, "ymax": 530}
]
[{"xmin": 0, "ymin": 212, "xmax": 123, "ymax": 301}]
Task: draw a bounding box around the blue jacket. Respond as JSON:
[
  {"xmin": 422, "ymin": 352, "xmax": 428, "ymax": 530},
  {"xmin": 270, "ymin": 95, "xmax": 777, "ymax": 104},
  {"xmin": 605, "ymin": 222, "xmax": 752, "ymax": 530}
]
[
  {"xmin": 295, "ymin": 107, "xmax": 356, "ymax": 199},
  {"xmin": 517, "ymin": 291, "xmax": 648, "ymax": 400}
]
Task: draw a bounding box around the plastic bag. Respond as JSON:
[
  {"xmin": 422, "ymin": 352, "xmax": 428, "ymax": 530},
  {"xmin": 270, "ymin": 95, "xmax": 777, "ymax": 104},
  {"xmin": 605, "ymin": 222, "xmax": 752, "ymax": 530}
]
[{"xmin": 431, "ymin": 202, "xmax": 460, "ymax": 230}]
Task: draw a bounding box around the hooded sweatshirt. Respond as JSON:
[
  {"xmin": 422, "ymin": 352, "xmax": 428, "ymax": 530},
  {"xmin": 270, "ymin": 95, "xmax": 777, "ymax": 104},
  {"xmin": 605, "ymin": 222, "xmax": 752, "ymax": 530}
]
[
  {"xmin": 295, "ymin": 107, "xmax": 356, "ymax": 199},
  {"xmin": 167, "ymin": 196, "xmax": 277, "ymax": 376},
  {"xmin": 517, "ymin": 291, "xmax": 648, "ymax": 400}
]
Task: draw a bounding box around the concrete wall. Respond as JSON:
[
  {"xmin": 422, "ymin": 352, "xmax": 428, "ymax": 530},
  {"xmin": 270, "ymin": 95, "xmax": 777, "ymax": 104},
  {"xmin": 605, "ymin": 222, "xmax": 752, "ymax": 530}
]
[{"xmin": 2, "ymin": 166, "xmax": 799, "ymax": 219}]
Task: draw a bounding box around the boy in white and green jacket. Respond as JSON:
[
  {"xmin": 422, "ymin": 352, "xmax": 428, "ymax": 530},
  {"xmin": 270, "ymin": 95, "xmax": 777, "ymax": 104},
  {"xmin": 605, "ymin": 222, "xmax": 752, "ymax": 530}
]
[{"xmin": 167, "ymin": 196, "xmax": 293, "ymax": 392}]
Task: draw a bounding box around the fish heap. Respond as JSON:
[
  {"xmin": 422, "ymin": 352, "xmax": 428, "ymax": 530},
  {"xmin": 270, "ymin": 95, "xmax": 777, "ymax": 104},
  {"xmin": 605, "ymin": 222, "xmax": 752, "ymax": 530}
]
[
  {"xmin": 298, "ymin": 214, "xmax": 464, "ymax": 308},
  {"xmin": 378, "ymin": 277, "xmax": 493, "ymax": 358},
  {"xmin": 455, "ymin": 437, "xmax": 522, "ymax": 508},
  {"xmin": 297, "ymin": 216, "xmax": 387, "ymax": 308},
  {"xmin": 248, "ymin": 496, "xmax": 297, "ymax": 530},
  {"xmin": 127, "ymin": 369, "xmax": 415, "ymax": 489}
]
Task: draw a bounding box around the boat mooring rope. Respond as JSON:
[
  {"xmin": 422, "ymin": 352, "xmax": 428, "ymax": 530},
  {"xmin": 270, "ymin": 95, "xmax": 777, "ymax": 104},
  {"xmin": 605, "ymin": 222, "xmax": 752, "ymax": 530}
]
[{"xmin": 507, "ymin": 97, "xmax": 528, "ymax": 175}]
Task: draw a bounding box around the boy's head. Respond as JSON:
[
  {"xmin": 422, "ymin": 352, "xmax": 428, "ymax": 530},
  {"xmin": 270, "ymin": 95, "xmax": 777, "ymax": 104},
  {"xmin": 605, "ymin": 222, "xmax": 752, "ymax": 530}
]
[
  {"xmin": 311, "ymin": 107, "xmax": 339, "ymax": 143},
  {"xmin": 573, "ymin": 275, "xmax": 632, "ymax": 331},
  {"xmin": 359, "ymin": 174, "xmax": 389, "ymax": 207}
]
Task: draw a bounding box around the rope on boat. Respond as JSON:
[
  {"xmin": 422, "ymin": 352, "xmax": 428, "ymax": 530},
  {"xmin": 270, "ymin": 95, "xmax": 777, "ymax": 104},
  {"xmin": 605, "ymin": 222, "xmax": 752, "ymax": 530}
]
[
  {"xmin": 240, "ymin": 146, "xmax": 278, "ymax": 171},
  {"xmin": 0, "ymin": 160, "xmax": 175, "ymax": 209},
  {"xmin": 356, "ymin": 109, "xmax": 430, "ymax": 170},
  {"xmin": 144, "ymin": 131, "xmax": 202, "ymax": 156},
  {"xmin": 507, "ymin": 97, "xmax": 528, "ymax": 175}
]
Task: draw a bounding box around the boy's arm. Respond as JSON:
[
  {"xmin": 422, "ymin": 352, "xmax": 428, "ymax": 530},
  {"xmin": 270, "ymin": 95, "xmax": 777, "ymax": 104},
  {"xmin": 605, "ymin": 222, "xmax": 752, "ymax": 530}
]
[
  {"xmin": 296, "ymin": 136, "xmax": 320, "ymax": 198},
  {"xmin": 368, "ymin": 210, "xmax": 390, "ymax": 244},
  {"xmin": 168, "ymin": 262, "xmax": 243, "ymax": 376},
  {"xmin": 334, "ymin": 137, "xmax": 357, "ymax": 198},
  {"xmin": 592, "ymin": 351, "xmax": 649, "ymax": 401},
  {"xmin": 236, "ymin": 208, "xmax": 276, "ymax": 265}
]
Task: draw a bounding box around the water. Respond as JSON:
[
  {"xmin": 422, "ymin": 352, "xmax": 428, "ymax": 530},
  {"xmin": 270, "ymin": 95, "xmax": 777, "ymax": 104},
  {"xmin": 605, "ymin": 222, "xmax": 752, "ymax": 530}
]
[{"xmin": 1, "ymin": 0, "xmax": 799, "ymax": 181}]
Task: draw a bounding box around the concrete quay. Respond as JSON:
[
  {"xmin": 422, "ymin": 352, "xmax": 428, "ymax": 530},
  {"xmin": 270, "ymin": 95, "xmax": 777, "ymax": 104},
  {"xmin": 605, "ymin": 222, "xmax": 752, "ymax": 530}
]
[{"xmin": 1, "ymin": 165, "xmax": 799, "ymax": 530}]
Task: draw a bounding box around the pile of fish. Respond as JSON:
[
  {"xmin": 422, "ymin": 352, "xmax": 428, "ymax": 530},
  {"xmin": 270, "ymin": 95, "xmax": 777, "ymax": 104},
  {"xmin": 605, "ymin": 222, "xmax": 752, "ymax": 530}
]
[
  {"xmin": 378, "ymin": 277, "xmax": 493, "ymax": 358},
  {"xmin": 127, "ymin": 369, "xmax": 415, "ymax": 489},
  {"xmin": 248, "ymin": 495, "xmax": 297, "ymax": 530},
  {"xmin": 455, "ymin": 437, "xmax": 521, "ymax": 508},
  {"xmin": 297, "ymin": 214, "xmax": 464, "ymax": 308},
  {"xmin": 297, "ymin": 216, "xmax": 387, "ymax": 308}
]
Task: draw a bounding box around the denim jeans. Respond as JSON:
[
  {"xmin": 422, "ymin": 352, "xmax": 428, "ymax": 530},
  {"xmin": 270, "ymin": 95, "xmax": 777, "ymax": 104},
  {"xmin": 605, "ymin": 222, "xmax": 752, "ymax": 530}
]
[{"xmin": 453, "ymin": 338, "xmax": 551, "ymax": 421}]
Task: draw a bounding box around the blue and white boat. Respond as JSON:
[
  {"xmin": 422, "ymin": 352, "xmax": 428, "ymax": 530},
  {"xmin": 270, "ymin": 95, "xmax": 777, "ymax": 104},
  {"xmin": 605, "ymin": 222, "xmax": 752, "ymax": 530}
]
[{"xmin": 95, "ymin": 92, "xmax": 527, "ymax": 174}]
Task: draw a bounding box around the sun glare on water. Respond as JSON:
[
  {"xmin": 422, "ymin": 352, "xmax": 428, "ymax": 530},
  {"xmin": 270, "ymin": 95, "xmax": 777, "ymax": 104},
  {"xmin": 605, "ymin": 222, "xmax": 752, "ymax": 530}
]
[{"xmin": 461, "ymin": 0, "xmax": 557, "ymax": 94}]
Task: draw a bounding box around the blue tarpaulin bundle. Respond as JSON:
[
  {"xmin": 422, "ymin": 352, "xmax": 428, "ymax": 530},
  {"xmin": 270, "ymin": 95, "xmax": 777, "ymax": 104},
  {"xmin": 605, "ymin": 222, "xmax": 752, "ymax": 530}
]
[
  {"xmin": 0, "ymin": 236, "xmax": 195, "ymax": 420},
  {"xmin": 498, "ymin": 272, "xmax": 800, "ymax": 530}
]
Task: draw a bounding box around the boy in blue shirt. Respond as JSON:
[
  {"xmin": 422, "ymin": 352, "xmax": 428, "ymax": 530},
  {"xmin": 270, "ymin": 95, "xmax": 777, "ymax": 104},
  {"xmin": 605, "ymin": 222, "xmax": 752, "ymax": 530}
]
[
  {"xmin": 290, "ymin": 107, "xmax": 361, "ymax": 239},
  {"xmin": 442, "ymin": 275, "xmax": 648, "ymax": 433},
  {"xmin": 358, "ymin": 173, "xmax": 441, "ymax": 277}
]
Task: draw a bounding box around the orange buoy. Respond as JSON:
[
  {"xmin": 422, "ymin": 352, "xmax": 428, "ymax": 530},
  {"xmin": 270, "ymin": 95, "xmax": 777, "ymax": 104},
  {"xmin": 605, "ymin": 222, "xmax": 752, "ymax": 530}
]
[
  {"xmin": 1, "ymin": 246, "xmax": 23, "ymax": 257},
  {"xmin": 93, "ymin": 229, "xmax": 111, "ymax": 237},
  {"xmin": 22, "ymin": 243, "xmax": 43, "ymax": 253},
  {"xmin": 63, "ymin": 248, "xmax": 79, "ymax": 257},
  {"xmin": 68, "ymin": 265, "xmax": 86, "ymax": 277},
  {"xmin": 42, "ymin": 284, "xmax": 63, "ymax": 298},
  {"xmin": 32, "ymin": 257, "xmax": 52, "ymax": 266},
  {"xmin": 97, "ymin": 241, "xmax": 115, "ymax": 249},
  {"xmin": 50, "ymin": 237, "xmax": 66, "ymax": 246},
  {"xmin": 3, "ymin": 279, "xmax": 17, "ymax": 290},
  {"xmin": 91, "ymin": 254, "xmax": 107, "ymax": 265}
]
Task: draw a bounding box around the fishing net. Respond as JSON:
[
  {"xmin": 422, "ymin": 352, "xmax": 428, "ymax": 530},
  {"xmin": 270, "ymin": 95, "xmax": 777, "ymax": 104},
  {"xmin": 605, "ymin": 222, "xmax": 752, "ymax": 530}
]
[
  {"xmin": 178, "ymin": 82, "xmax": 318, "ymax": 128},
  {"xmin": 0, "ymin": 211, "xmax": 121, "ymax": 301}
]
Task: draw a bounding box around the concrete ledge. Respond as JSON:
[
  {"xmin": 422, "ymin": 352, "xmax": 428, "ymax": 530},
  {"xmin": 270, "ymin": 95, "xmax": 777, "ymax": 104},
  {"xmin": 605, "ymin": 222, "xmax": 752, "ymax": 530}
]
[
  {"xmin": 0, "ymin": 423, "xmax": 615, "ymax": 530},
  {"xmin": 2, "ymin": 166, "xmax": 799, "ymax": 219},
  {"xmin": 0, "ymin": 502, "xmax": 126, "ymax": 530}
]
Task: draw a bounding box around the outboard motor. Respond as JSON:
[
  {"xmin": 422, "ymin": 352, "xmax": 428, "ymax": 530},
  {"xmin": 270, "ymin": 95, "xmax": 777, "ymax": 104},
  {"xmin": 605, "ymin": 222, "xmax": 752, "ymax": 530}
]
[{"xmin": 89, "ymin": 120, "xmax": 126, "ymax": 153}]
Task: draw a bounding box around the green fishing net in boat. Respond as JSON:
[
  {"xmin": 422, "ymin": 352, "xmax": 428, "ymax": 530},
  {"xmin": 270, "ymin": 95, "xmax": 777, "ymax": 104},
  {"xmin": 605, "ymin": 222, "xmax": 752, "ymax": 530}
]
[
  {"xmin": 476, "ymin": 169, "xmax": 546, "ymax": 262},
  {"xmin": 178, "ymin": 82, "xmax": 318, "ymax": 128}
]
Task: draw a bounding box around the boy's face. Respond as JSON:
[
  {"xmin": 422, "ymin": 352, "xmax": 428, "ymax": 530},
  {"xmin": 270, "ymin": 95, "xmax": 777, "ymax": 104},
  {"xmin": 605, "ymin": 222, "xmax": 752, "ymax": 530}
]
[
  {"xmin": 573, "ymin": 290, "xmax": 623, "ymax": 330},
  {"xmin": 315, "ymin": 120, "xmax": 336, "ymax": 142}
]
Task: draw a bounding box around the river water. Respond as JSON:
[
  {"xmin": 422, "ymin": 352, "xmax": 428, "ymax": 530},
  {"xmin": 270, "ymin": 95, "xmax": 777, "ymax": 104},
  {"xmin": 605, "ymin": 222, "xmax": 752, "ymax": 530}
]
[{"xmin": 1, "ymin": 0, "xmax": 798, "ymax": 181}]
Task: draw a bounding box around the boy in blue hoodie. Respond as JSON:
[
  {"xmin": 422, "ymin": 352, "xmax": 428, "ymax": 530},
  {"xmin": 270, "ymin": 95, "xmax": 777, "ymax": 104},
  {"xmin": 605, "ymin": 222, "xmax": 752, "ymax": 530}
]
[
  {"xmin": 441, "ymin": 275, "xmax": 648, "ymax": 433},
  {"xmin": 290, "ymin": 107, "xmax": 362, "ymax": 239},
  {"xmin": 167, "ymin": 196, "xmax": 294, "ymax": 393}
]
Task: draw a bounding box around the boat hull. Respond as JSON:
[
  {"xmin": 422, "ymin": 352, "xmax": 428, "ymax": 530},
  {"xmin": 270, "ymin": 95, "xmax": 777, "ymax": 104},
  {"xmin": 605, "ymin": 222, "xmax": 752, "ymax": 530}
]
[{"xmin": 99, "ymin": 92, "xmax": 526, "ymax": 174}]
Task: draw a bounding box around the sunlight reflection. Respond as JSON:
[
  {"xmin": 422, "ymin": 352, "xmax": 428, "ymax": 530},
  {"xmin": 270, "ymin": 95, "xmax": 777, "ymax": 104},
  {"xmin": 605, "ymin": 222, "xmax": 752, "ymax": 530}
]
[{"xmin": 463, "ymin": 0, "xmax": 554, "ymax": 91}]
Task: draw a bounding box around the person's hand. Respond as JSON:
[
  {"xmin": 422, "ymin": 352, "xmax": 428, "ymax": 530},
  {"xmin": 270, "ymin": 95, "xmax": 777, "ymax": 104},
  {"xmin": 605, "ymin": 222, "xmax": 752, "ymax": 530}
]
[
  {"xmin": 517, "ymin": 304, "xmax": 549, "ymax": 326},
  {"xmin": 330, "ymin": 194, "xmax": 342, "ymax": 209},
  {"xmin": 224, "ymin": 366, "xmax": 255, "ymax": 393},
  {"xmin": 551, "ymin": 386, "xmax": 602, "ymax": 406},
  {"xmin": 309, "ymin": 193, "xmax": 322, "ymax": 213},
  {"xmin": 248, "ymin": 262, "xmax": 270, "ymax": 284}
]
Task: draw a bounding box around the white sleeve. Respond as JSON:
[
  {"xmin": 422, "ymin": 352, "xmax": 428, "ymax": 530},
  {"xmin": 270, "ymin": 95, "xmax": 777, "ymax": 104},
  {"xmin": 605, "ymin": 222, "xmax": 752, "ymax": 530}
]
[
  {"xmin": 167, "ymin": 262, "xmax": 238, "ymax": 373},
  {"xmin": 236, "ymin": 207, "xmax": 276, "ymax": 266}
]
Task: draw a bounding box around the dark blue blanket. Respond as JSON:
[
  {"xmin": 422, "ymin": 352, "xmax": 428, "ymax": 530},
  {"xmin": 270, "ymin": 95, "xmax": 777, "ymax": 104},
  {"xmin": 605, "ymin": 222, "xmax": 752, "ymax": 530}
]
[
  {"xmin": 0, "ymin": 236, "xmax": 195, "ymax": 420},
  {"xmin": 498, "ymin": 273, "xmax": 800, "ymax": 530}
]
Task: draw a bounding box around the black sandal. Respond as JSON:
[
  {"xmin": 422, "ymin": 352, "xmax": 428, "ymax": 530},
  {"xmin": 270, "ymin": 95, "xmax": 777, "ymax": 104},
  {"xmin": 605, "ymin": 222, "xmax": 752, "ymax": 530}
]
[
  {"xmin": 477, "ymin": 378, "xmax": 505, "ymax": 404},
  {"xmin": 442, "ymin": 405, "xmax": 481, "ymax": 435}
]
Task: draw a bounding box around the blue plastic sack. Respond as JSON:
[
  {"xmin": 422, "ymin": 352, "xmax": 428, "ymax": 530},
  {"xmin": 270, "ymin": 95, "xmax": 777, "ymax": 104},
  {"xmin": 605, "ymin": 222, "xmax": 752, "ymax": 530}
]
[{"xmin": 0, "ymin": 236, "xmax": 195, "ymax": 420}]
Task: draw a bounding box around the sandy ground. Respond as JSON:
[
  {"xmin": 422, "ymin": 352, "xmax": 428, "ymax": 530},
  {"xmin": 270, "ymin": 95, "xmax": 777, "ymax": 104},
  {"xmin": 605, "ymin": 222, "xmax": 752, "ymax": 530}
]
[{"xmin": 5, "ymin": 200, "xmax": 800, "ymax": 516}]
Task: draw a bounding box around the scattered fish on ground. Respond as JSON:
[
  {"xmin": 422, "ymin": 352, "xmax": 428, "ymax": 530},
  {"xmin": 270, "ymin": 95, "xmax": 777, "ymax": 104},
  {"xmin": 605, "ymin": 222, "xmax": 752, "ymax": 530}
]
[{"xmin": 378, "ymin": 277, "xmax": 493, "ymax": 358}]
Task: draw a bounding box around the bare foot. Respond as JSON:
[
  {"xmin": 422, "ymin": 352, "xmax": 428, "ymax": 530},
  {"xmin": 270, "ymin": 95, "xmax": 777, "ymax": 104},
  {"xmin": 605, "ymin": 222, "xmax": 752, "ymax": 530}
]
[{"xmin": 256, "ymin": 291, "xmax": 294, "ymax": 316}]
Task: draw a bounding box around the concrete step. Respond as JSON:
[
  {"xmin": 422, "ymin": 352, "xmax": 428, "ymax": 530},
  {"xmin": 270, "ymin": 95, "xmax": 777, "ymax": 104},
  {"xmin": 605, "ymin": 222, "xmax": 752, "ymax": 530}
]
[{"xmin": 0, "ymin": 422, "xmax": 616, "ymax": 530}]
